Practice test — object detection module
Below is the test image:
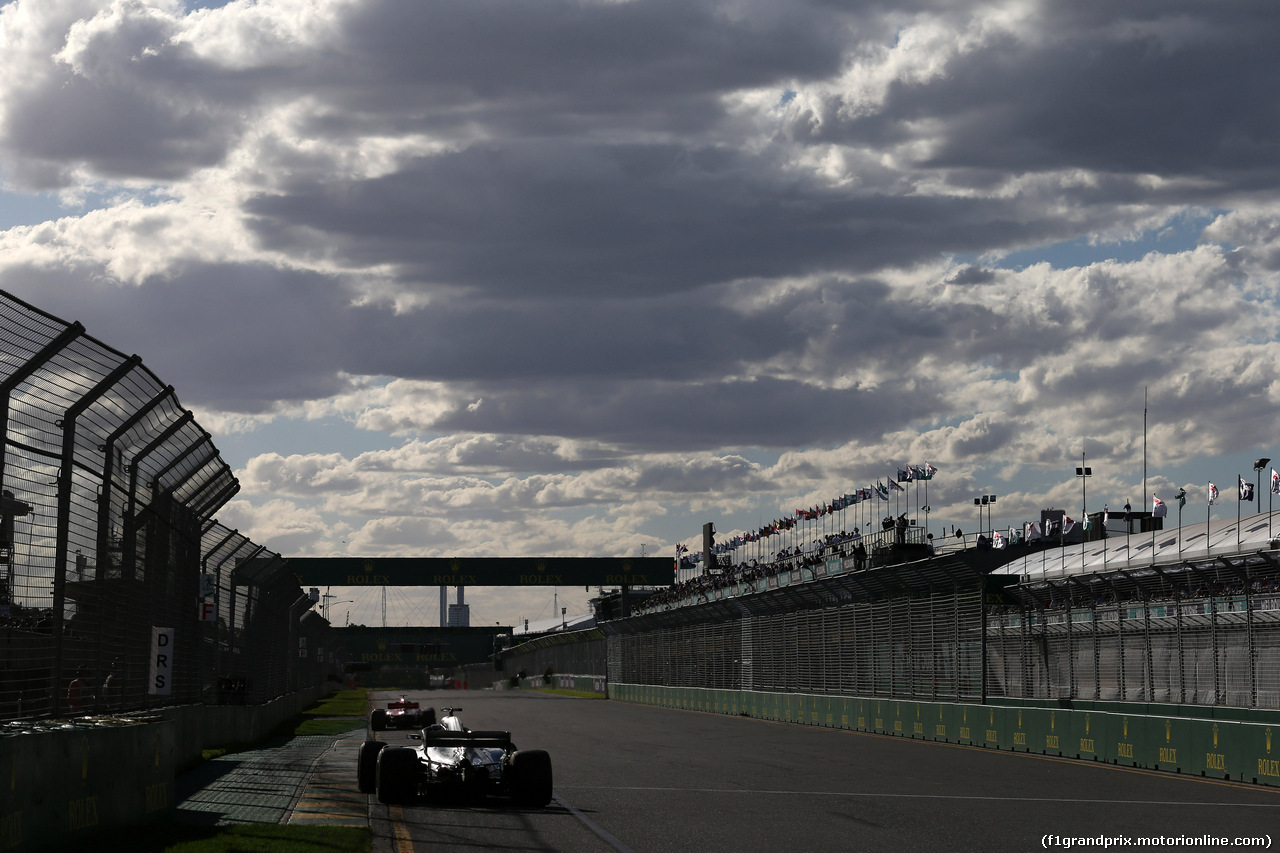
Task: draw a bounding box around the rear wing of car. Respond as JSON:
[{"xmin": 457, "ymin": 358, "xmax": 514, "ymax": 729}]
[{"xmin": 421, "ymin": 729, "xmax": 513, "ymax": 749}]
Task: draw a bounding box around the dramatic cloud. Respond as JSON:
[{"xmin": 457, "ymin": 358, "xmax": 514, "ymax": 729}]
[{"xmin": 0, "ymin": 0, "xmax": 1277, "ymax": 625}]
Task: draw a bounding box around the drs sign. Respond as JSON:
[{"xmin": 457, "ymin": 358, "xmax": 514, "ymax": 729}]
[{"xmin": 150, "ymin": 626, "xmax": 174, "ymax": 695}]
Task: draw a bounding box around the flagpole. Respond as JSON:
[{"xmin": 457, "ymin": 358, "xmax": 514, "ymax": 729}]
[
  {"xmin": 1142, "ymin": 387, "xmax": 1148, "ymax": 526},
  {"xmin": 1207, "ymin": 483, "xmax": 1212, "ymax": 558},
  {"xmin": 924, "ymin": 475, "xmax": 929, "ymax": 540},
  {"xmin": 1237, "ymin": 475, "xmax": 1242, "ymax": 551},
  {"xmin": 1103, "ymin": 504, "xmax": 1108, "ymax": 570},
  {"xmin": 1177, "ymin": 497, "xmax": 1182, "ymax": 561}
]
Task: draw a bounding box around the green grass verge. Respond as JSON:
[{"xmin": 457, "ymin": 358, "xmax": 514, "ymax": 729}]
[
  {"xmin": 55, "ymin": 824, "xmax": 370, "ymax": 853},
  {"xmin": 526, "ymin": 688, "xmax": 604, "ymax": 699},
  {"xmin": 301, "ymin": 687, "xmax": 368, "ymax": 717},
  {"xmin": 292, "ymin": 717, "xmax": 368, "ymax": 737}
]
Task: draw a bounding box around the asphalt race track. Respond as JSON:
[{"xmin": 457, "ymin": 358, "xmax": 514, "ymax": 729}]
[{"xmin": 366, "ymin": 691, "xmax": 1280, "ymax": 852}]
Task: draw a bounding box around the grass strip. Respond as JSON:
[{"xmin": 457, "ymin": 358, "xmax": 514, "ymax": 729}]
[
  {"xmin": 292, "ymin": 717, "xmax": 368, "ymax": 736},
  {"xmin": 301, "ymin": 688, "xmax": 368, "ymax": 717}
]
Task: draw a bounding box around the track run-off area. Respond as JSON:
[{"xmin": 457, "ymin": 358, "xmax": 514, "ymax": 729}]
[{"xmin": 364, "ymin": 690, "xmax": 1280, "ymax": 852}]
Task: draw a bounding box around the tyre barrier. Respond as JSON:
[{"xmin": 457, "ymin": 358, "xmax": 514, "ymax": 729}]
[{"xmin": 608, "ymin": 683, "xmax": 1280, "ymax": 787}]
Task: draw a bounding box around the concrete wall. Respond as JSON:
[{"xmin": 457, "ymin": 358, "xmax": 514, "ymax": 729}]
[
  {"xmin": 0, "ymin": 719, "xmax": 174, "ymax": 853},
  {"xmin": 610, "ymin": 683, "xmax": 1280, "ymax": 787},
  {"xmin": 0, "ymin": 684, "xmax": 332, "ymax": 853},
  {"xmin": 156, "ymin": 683, "xmax": 331, "ymax": 770}
]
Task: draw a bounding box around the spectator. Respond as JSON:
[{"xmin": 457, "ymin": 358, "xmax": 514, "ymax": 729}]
[
  {"xmin": 67, "ymin": 667, "xmax": 92, "ymax": 714},
  {"xmin": 101, "ymin": 659, "xmax": 121, "ymax": 712}
]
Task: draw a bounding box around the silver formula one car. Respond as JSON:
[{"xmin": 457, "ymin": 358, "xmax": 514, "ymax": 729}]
[{"xmin": 357, "ymin": 706, "xmax": 553, "ymax": 807}]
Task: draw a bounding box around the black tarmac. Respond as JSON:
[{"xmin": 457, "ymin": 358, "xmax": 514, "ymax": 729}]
[{"xmin": 176, "ymin": 690, "xmax": 1280, "ymax": 852}]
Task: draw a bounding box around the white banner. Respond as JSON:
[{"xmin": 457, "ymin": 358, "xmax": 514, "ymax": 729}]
[{"xmin": 149, "ymin": 626, "xmax": 174, "ymax": 695}]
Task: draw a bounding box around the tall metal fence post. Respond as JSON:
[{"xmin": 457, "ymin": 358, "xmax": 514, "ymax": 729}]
[
  {"xmin": 50, "ymin": 355, "xmax": 141, "ymax": 716},
  {"xmin": 1143, "ymin": 594, "xmax": 1154, "ymax": 702},
  {"xmin": 980, "ymin": 574, "xmax": 988, "ymax": 703},
  {"xmin": 1211, "ymin": 592, "xmax": 1221, "ymax": 705}
]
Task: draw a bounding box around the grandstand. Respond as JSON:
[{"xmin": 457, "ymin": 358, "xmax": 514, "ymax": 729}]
[{"xmin": 480, "ymin": 512, "xmax": 1280, "ymax": 783}]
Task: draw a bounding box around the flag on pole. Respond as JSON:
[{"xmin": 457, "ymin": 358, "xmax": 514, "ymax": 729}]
[
  {"xmin": 1208, "ymin": 482, "xmax": 1219, "ymax": 505},
  {"xmin": 924, "ymin": 462, "xmax": 939, "ymax": 479},
  {"xmin": 1103, "ymin": 504, "xmax": 1109, "ymax": 523},
  {"xmin": 897, "ymin": 469, "xmax": 911, "ymax": 482},
  {"xmin": 1272, "ymin": 468, "xmax": 1280, "ymax": 495},
  {"xmin": 1152, "ymin": 496, "xmax": 1167, "ymax": 518},
  {"xmin": 1175, "ymin": 487, "xmax": 1187, "ymax": 509},
  {"xmin": 1239, "ymin": 476, "xmax": 1254, "ymax": 502},
  {"xmin": 888, "ymin": 477, "xmax": 905, "ymax": 492}
]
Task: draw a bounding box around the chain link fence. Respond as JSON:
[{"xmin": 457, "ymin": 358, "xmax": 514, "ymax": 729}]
[
  {"xmin": 515, "ymin": 544, "xmax": 1280, "ymax": 711},
  {"xmin": 607, "ymin": 585, "xmax": 986, "ymax": 701},
  {"xmin": 0, "ymin": 291, "xmax": 340, "ymax": 721},
  {"xmin": 986, "ymin": 594, "xmax": 1280, "ymax": 707},
  {"xmin": 481, "ymin": 628, "xmax": 607, "ymax": 686}
]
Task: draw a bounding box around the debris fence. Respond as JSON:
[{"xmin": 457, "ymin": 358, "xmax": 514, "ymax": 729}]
[{"xmin": 0, "ymin": 291, "xmax": 339, "ymax": 721}]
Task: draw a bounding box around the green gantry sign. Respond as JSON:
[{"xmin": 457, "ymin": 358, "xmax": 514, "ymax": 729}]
[{"xmin": 286, "ymin": 556, "xmax": 674, "ymax": 587}]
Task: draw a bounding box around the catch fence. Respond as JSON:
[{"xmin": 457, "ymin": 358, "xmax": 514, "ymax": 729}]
[
  {"xmin": 987, "ymin": 594, "xmax": 1280, "ymax": 707},
  {"xmin": 497, "ymin": 545, "xmax": 1280, "ymax": 711},
  {"xmin": 0, "ymin": 290, "xmax": 339, "ymax": 721},
  {"xmin": 606, "ymin": 584, "xmax": 987, "ymax": 701}
]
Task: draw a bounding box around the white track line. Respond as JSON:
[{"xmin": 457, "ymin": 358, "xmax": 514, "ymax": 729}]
[
  {"xmin": 555, "ymin": 795, "xmax": 638, "ymax": 853},
  {"xmin": 554, "ymin": 786, "xmax": 1280, "ymax": 808}
]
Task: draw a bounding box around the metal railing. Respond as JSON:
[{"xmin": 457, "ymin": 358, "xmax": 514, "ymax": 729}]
[{"xmin": 0, "ymin": 291, "xmax": 339, "ymax": 720}]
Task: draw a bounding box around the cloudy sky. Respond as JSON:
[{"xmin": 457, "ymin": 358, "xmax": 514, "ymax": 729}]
[{"xmin": 2, "ymin": 0, "xmax": 1278, "ymax": 628}]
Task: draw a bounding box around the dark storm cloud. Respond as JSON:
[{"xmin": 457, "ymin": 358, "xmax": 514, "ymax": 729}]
[
  {"xmin": 946, "ymin": 266, "xmax": 994, "ymax": 286},
  {"xmin": 0, "ymin": 263, "xmax": 358, "ymax": 410},
  {"xmin": 426, "ymin": 375, "xmax": 936, "ymax": 451},
  {"xmin": 0, "ymin": 0, "xmax": 860, "ymax": 188},
  {"xmin": 3, "ymin": 0, "xmax": 1278, "ymax": 484},
  {"xmin": 334, "ymin": 0, "xmax": 853, "ymax": 123},
  {"xmin": 814, "ymin": 5, "xmax": 1280, "ymax": 188},
  {"xmin": 247, "ymin": 141, "xmax": 1075, "ymax": 297}
]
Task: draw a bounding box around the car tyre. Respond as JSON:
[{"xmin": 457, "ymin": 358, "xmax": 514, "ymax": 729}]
[
  {"xmin": 507, "ymin": 749, "xmax": 553, "ymax": 808},
  {"xmin": 357, "ymin": 740, "xmax": 386, "ymax": 794},
  {"xmin": 369, "ymin": 708, "xmax": 387, "ymax": 731},
  {"xmin": 376, "ymin": 746, "xmax": 418, "ymax": 805}
]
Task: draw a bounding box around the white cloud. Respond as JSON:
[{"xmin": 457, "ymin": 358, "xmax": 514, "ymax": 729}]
[{"xmin": 0, "ymin": 0, "xmax": 1278, "ymax": 625}]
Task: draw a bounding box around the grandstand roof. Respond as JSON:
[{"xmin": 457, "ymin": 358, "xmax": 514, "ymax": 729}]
[{"xmin": 995, "ymin": 511, "xmax": 1280, "ymax": 582}]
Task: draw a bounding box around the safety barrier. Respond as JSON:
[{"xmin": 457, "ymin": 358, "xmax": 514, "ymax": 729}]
[
  {"xmin": 0, "ymin": 682, "xmax": 332, "ymax": 853},
  {"xmin": 609, "ymin": 683, "xmax": 1280, "ymax": 786},
  {"xmin": 0, "ymin": 717, "xmax": 172, "ymax": 853}
]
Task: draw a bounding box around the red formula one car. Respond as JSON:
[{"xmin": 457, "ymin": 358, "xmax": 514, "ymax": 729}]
[{"xmin": 369, "ymin": 696, "xmax": 436, "ymax": 731}]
